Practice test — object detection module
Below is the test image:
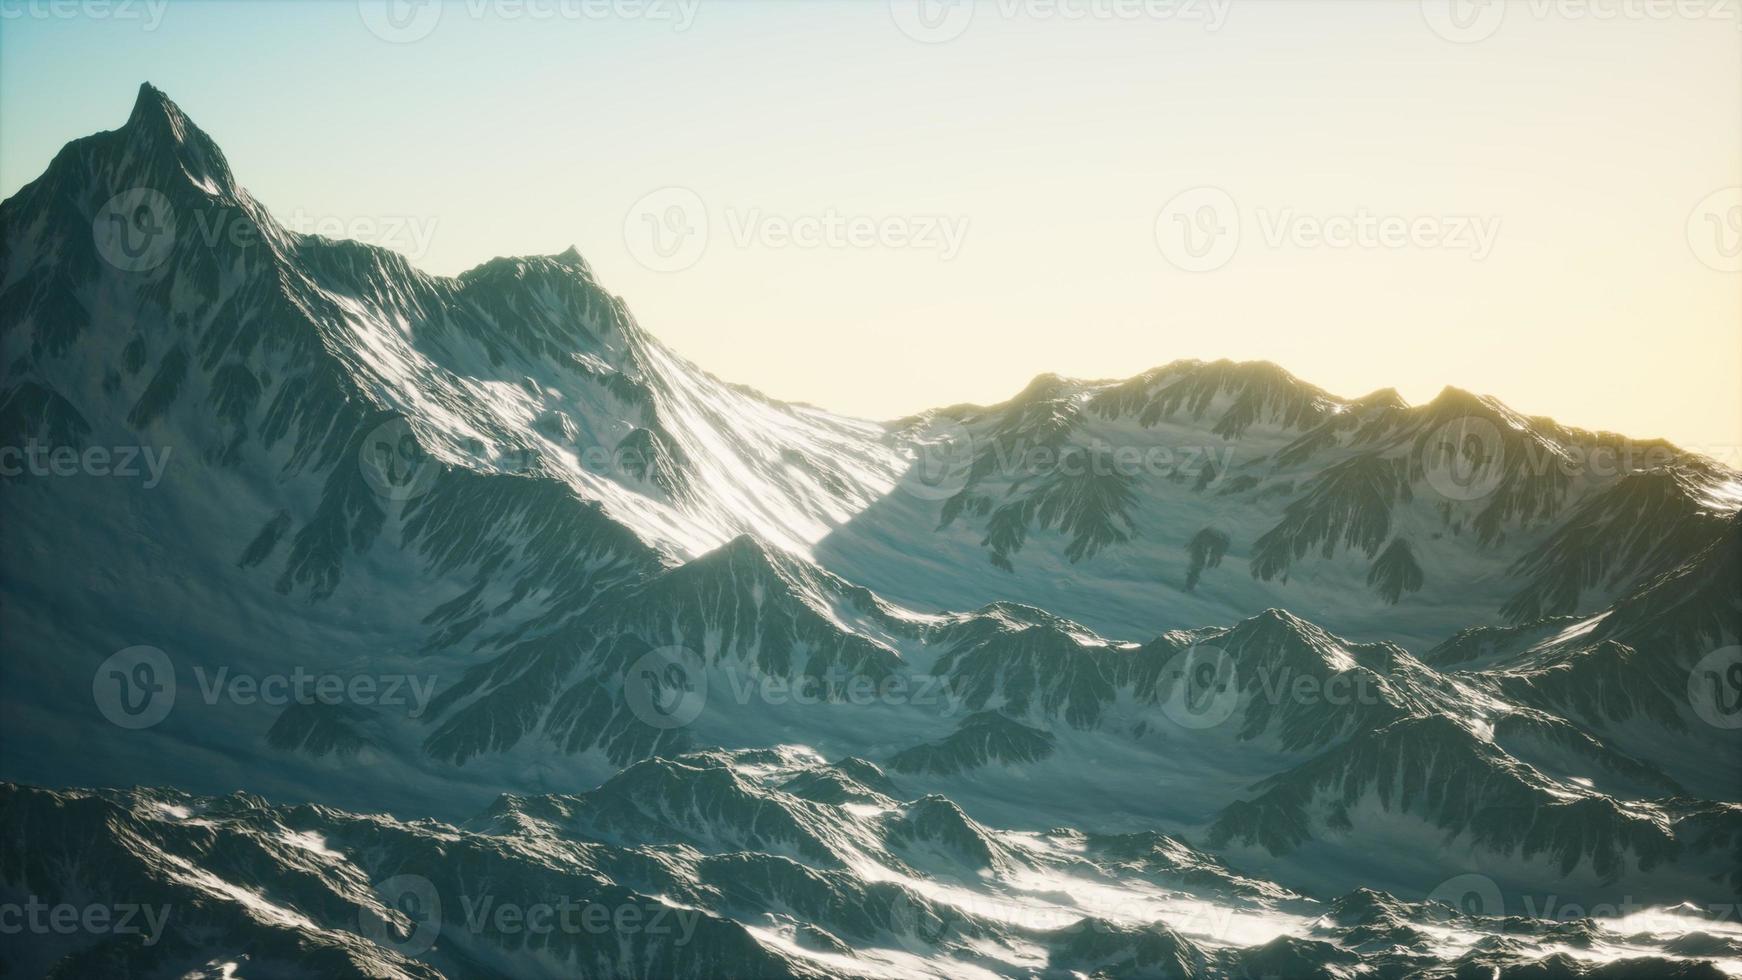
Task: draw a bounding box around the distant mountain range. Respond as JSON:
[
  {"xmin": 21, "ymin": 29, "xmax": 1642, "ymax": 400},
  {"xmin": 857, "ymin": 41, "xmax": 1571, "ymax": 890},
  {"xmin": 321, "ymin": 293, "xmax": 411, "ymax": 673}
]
[{"xmin": 1, "ymin": 83, "xmax": 1737, "ymax": 978}]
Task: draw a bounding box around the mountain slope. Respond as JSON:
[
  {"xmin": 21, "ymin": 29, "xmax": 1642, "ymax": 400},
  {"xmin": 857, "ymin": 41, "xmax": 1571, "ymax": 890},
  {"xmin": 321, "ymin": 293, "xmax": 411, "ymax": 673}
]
[
  {"xmin": 1, "ymin": 83, "xmax": 1739, "ymax": 978},
  {"xmin": 7, "ymin": 757, "xmax": 1737, "ymax": 979}
]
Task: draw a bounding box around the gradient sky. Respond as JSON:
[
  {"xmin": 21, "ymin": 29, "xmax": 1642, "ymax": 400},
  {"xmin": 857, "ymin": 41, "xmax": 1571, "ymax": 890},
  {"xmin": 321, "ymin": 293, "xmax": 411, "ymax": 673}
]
[{"xmin": 3, "ymin": 1, "xmax": 1739, "ymax": 455}]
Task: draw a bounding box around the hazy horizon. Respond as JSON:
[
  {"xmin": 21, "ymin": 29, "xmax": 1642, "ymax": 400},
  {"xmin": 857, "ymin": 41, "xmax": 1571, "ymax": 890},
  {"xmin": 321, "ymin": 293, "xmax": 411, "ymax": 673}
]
[
  {"xmin": 4, "ymin": 0, "xmax": 1738, "ymax": 456},
  {"xmin": 4, "ymin": 8, "xmax": 1742, "ymax": 975}
]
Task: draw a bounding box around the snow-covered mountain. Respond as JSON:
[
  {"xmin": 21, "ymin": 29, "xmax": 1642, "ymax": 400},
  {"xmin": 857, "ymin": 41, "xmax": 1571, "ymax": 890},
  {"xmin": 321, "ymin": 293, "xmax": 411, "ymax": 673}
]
[
  {"xmin": 4, "ymin": 755, "xmax": 1736, "ymax": 979},
  {"xmin": 1, "ymin": 84, "xmax": 1738, "ymax": 978},
  {"xmin": 819, "ymin": 362, "xmax": 1740, "ymax": 650}
]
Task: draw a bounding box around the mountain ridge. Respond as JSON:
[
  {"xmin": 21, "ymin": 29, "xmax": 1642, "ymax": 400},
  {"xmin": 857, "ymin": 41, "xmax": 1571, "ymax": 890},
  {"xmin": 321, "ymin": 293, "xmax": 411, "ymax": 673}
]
[{"xmin": 2, "ymin": 82, "xmax": 1738, "ymax": 978}]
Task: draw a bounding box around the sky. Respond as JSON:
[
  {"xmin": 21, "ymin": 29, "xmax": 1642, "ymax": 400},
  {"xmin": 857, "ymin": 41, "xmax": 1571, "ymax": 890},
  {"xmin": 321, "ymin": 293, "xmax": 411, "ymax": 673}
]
[{"xmin": 2, "ymin": 0, "xmax": 1739, "ymax": 455}]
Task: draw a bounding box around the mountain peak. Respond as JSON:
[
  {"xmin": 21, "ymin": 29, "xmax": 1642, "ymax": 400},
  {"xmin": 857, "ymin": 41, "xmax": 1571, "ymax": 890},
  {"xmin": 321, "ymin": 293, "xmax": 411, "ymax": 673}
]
[
  {"xmin": 456, "ymin": 246, "xmax": 600, "ymax": 288},
  {"xmin": 1240, "ymin": 607, "xmax": 1316, "ymax": 633},
  {"xmin": 1424, "ymin": 384, "xmax": 1495, "ymax": 415},
  {"xmin": 127, "ymin": 82, "xmax": 184, "ymax": 132},
  {"xmin": 698, "ymin": 533, "xmax": 791, "ymax": 576},
  {"xmin": 109, "ymin": 82, "xmax": 237, "ymax": 199},
  {"xmin": 1351, "ymin": 386, "xmax": 1407, "ymax": 410}
]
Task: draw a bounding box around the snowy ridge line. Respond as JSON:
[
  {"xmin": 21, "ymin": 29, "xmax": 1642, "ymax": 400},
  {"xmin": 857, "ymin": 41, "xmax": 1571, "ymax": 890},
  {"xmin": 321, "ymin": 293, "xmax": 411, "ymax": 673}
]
[
  {"xmin": 1, "ymin": 82, "xmax": 1739, "ymax": 977},
  {"xmin": 5, "ymin": 753, "xmax": 1739, "ymax": 979}
]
